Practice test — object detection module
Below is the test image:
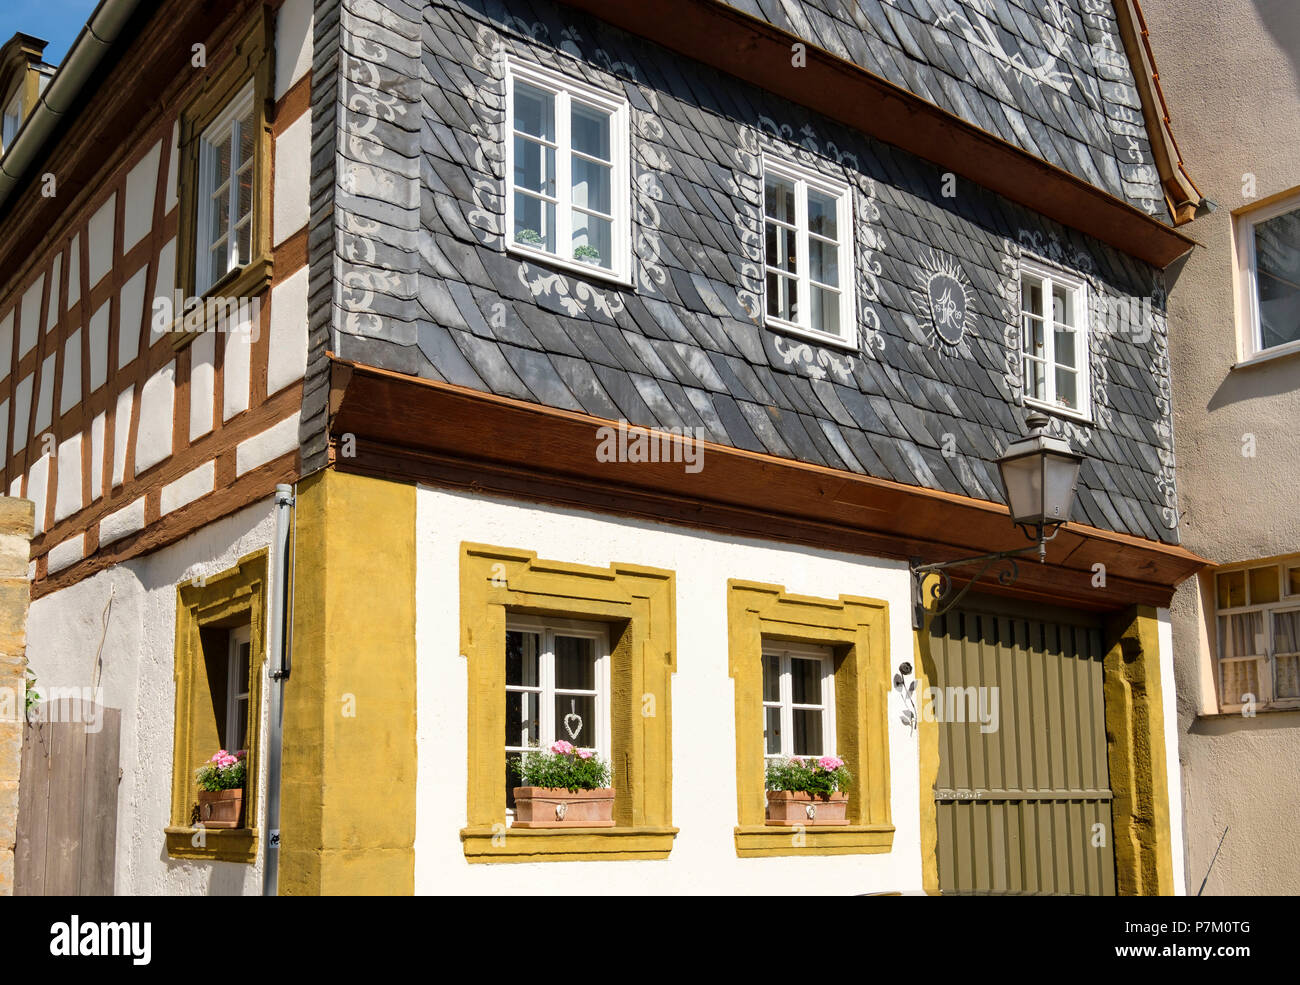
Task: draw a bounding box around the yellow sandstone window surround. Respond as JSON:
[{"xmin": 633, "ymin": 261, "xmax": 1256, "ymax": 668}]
[
  {"xmin": 459, "ymin": 543, "xmax": 677, "ymax": 863},
  {"xmin": 165, "ymin": 550, "xmax": 268, "ymax": 863},
  {"xmin": 172, "ymin": 7, "xmax": 274, "ymax": 347},
  {"xmin": 727, "ymin": 580, "xmax": 893, "ymax": 857}
]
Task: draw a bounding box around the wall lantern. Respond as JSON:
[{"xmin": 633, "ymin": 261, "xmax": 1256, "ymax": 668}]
[{"xmin": 911, "ymin": 413, "xmax": 1083, "ymax": 626}]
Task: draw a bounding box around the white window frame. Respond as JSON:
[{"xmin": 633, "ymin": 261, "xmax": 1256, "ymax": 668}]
[
  {"xmin": 1235, "ymin": 189, "xmax": 1300, "ymax": 366},
  {"xmin": 1214, "ymin": 560, "xmax": 1300, "ymax": 712},
  {"xmin": 762, "ymin": 641, "xmax": 837, "ymax": 761},
  {"xmin": 1, "ymin": 85, "xmax": 23, "ymax": 151},
  {"xmin": 760, "ymin": 155, "xmax": 858, "ymax": 351},
  {"xmin": 195, "ymin": 82, "xmax": 257, "ymax": 296},
  {"xmin": 504, "ymin": 58, "xmax": 632, "ymax": 286},
  {"xmin": 1018, "ymin": 256, "xmax": 1092, "ymax": 422},
  {"xmin": 225, "ymin": 624, "xmax": 252, "ymax": 753},
  {"xmin": 504, "ymin": 616, "xmax": 612, "ymax": 819}
]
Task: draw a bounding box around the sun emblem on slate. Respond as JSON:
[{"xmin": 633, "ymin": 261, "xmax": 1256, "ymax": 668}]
[{"xmin": 911, "ymin": 250, "xmax": 976, "ymax": 350}]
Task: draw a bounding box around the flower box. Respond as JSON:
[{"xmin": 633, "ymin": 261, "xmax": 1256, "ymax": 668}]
[
  {"xmin": 765, "ymin": 790, "xmax": 850, "ymax": 826},
  {"xmin": 511, "ymin": 786, "xmax": 616, "ymax": 828},
  {"xmin": 197, "ymin": 788, "xmax": 245, "ymax": 829}
]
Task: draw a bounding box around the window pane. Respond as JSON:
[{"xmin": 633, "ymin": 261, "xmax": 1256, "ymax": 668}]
[
  {"xmin": 505, "ymin": 690, "xmax": 540, "ymax": 748},
  {"xmin": 554, "ymin": 635, "xmax": 596, "ymax": 690},
  {"xmin": 506, "ymin": 753, "xmax": 522, "ymax": 809},
  {"xmin": 1216, "ymin": 570, "xmax": 1246, "ymax": 608},
  {"xmin": 572, "ymin": 212, "xmax": 612, "ymax": 268},
  {"xmin": 762, "ymin": 654, "xmax": 780, "ymax": 702},
  {"xmin": 506, "ymin": 630, "xmax": 539, "ymax": 686},
  {"xmin": 811, "ymin": 286, "xmax": 840, "ymax": 337},
  {"xmin": 555, "ymin": 693, "xmax": 596, "ymax": 747},
  {"xmin": 1052, "ymin": 284, "xmax": 1075, "ymax": 328},
  {"xmin": 1219, "ymin": 611, "xmax": 1264, "ymax": 658},
  {"xmin": 766, "ymin": 271, "xmax": 796, "ymax": 321},
  {"xmin": 235, "ymin": 220, "xmax": 251, "ymax": 269},
  {"xmin": 513, "ymin": 136, "xmax": 555, "ymax": 196},
  {"xmin": 214, "ymin": 134, "xmax": 231, "ymax": 192},
  {"xmin": 571, "ymin": 102, "xmax": 610, "ymax": 160},
  {"xmin": 1054, "ymin": 326, "xmax": 1077, "ymax": 368},
  {"xmin": 809, "ymin": 238, "xmax": 838, "ymax": 287},
  {"xmin": 513, "ymin": 193, "xmax": 555, "ymax": 252},
  {"xmin": 1023, "ymin": 277, "xmax": 1044, "ymax": 318},
  {"xmin": 1275, "ymin": 610, "xmax": 1300, "ymax": 653},
  {"xmin": 1023, "ymin": 357, "xmax": 1046, "ymax": 400},
  {"xmin": 233, "ymin": 697, "xmax": 248, "ymax": 752},
  {"xmin": 808, "ymin": 190, "xmax": 838, "ymax": 239},
  {"xmin": 1276, "ymin": 656, "xmax": 1300, "ymax": 700},
  {"xmin": 1054, "ymin": 366, "xmax": 1078, "ymax": 410},
  {"xmin": 513, "ymin": 82, "xmax": 554, "ymax": 140},
  {"xmin": 792, "ymin": 708, "xmax": 824, "ymax": 756},
  {"xmin": 1253, "ymin": 206, "xmax": 1300, "ymax": 350},
  {"xmin": 790, "ymin": 657, "xmax": 821, "ymax": 705},
  {"xmin": 1022, "ymin": 314, "xmax": 1044, "ymax": 355},
  {"xmin": 1221, "ymin": 658, "xmax": 1259, "ymax": 706},
  {"xmin": 765, "ymin": 707, "xmax": 782, "ymax": 755},
  {"xmin": 764, "ymin": 175, "xmax": 795, "ymax": 222},
  {"xmin": 1249, "ymin": 565, "xmax": 1280, "ymax": 604},
  {"xmin": 237, "ymin": 642, "xmax": 250, "ymax": 694},
  {"xmin": 208, "ymin": 182, "xmax": 230, "ymax": 247},
  {"xmin": 765, "ymin": 222, "xmax": 796, "ymax": 273},
  {"xmin": 1290, "ymin": 567, "xmax": 1300, "ymax": 596},
  {"xmin": 571, "ymin": 157, "xmax": 611, "ymax": 214},
  {"xmin": 239, "ymin": 106, "xmax": 255, "ymax": 168}
]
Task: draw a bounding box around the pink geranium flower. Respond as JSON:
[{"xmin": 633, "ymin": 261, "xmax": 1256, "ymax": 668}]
[
  {"xmin": 550, "ymin": 740, "xmax": 575, "ymax": 755},
  {"xmin": 577, "ymin": 749, "xmax": 594, "ymax": 760},
  {"xmin": 817, "ymin": 756, "xmax": 845, "ymax": 772}
]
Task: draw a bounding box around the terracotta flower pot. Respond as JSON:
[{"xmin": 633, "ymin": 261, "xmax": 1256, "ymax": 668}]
[
  {"xmin": 765, "ymin": 790, "xmax": 849, "ymax": 826},
  {"xmin": 511, "ymin": 787, "xmax": 615, "ymax": 828},
  {"xmin": 197, "ymin": 788, "xmax": 244, "ymax": 829}
]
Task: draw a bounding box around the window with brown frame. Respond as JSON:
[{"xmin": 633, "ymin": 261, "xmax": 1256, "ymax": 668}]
[{"xmin": 172, "ymin": 8, "xmax": 274, "ymax": 346}]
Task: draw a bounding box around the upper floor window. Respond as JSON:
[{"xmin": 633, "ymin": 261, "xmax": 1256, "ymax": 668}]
[
  {"xmin": 1020, "ymin": 258, "xmax": 1090, "ymax": 419},
  {"xmin": 196, "ymin": 83, "xmax": 257, "ymax": 296},
  {"xmin": 2, "ymin": 86, "xmax": 22, "ymax": 150},
  {"xmin": 1215, "ymin": 560, "xmax": 1300, "ymax": 711},
  {"xmin": 505, "ymin": 59, "xmax": 630, "ymax": 283},
  {"xmin": 762, "ymin": 642, "xmax": 836, "ymax": 760},
  {"xmin": 762, "ymin": 157, "xmax": 856, "ymax": 348},
  {"xmin": 1237, "ymin": 192, "xmax": 1300, "ymax": 363}
]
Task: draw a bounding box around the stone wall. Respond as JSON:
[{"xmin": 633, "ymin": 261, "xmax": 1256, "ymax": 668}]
[{"xmin": 0, "ymin": 497, "xmax": 33, "ymax": 896}]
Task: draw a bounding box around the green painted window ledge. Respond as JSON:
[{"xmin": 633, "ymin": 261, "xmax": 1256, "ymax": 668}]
[
  {"xmin": 460, "ymin": 825, "xmax": 678, "ymax": 863},
  {"xmin": 734, "ymin": 823, "xmax": 895, "ymax": 858},
  {"xmin": 164, "ymin": 826, "xmax": 258, "ymax": 863}
]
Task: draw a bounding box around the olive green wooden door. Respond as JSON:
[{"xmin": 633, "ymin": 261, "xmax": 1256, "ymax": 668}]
[{"xmin": 929, "ymin": 598, "xmax": 1115, "ymax": 895}]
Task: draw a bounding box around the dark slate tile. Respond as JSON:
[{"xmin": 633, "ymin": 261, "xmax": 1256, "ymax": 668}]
[{"xmin": 499, "ymin": 345, "xmax": 585, "ymax": 413}]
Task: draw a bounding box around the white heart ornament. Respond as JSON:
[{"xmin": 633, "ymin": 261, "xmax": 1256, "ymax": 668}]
[{"xmin": 564, "ymin": 712, "xmax": 583, "ymax": 741}]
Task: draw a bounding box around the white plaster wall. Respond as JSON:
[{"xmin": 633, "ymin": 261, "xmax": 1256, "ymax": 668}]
[
  {"xmin": 24, "ymin": 499, "xmax": 278, "ymax": 896},
  {"xmin": 414, "ymin": 486, "xmax": 922, "ymax": 894}
]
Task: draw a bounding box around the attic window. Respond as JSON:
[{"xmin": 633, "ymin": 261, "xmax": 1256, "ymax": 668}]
[
  {"xmin": 1, "ymin": 86, "xmax": 22, "ymax": 150},
  {"xmin": 1019, "ymin": 257, "xmax": 1091, "ymax": 421}
]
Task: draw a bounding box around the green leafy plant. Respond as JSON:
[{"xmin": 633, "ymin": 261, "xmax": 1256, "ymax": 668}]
[
  {"xmin": 515, "ymin": 227, "xmax": 544, "ymax": 246},
  {"xmin": 764, "ymin": 756, "xmax": 852, "ymax": 798},
  {"xmin": 195, "ymin": 749, "xmax": 247, "ymax": 792},
  {"xmin": 511, "ymin": 741, "xmax": 611, "ymax": 792},
  {"xmin": 573, "ymin": 245, "xmax": 602, "ymax": 264},
  {"xmin": 24, "ymin": 669, "xmax": 39, "ymax": 718}
]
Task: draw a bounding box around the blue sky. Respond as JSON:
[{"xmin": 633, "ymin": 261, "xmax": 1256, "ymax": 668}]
[{"xmin": 1, "ymin": 0, "xmax": 100, "ymax": 67}]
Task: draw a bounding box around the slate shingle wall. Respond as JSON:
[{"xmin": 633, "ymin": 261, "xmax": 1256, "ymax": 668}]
[
  {"xmin": 719, "ymin": 0, "xmax": 1166, "ymax": 219},
  {"xmin": 308, "ymin": 0, "xmax": 1180, "ymax": 545}
]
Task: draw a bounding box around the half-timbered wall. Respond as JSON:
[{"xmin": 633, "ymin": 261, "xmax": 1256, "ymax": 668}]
[{"xmin": 0, "ymin": 0, "xmax": 314, "ymax": 595}]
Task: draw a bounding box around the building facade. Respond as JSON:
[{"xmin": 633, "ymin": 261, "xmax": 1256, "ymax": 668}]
[
  {"xmin": 1144, "ymin": 0, "xmax": 1300, "ymax": 895},
  {"xmin": 2, "ymin": 0, "xmax": 1207, "ymax": 894}
]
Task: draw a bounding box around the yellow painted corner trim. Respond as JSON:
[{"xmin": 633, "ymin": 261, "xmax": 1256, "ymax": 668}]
[
  {"xmin": 460, "ymin": 826, "xmax": 678, "ymax": 863},
  {"xmin": 1103, "ymin": 605, "xmax": 1176, "ymax": 896},
  {"xmin": 164, "ymin": 827, "xmax": 259, "ymax": 864},
  {"xmin": 168, "ymin": 549, "xmax": 268, "ymax": 864},
  {"xmin": 726, "ymin": 579, "xmax": 892, "ymax": 858},
  {"xmin": 914, "ymin": 574, "xmax": 942, "ymax": 895},
  {"xmin": 460, "ymin": 543, "xmax": 677, "ymax": 862}
]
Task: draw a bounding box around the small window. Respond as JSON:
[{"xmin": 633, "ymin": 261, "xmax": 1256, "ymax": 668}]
[
  {"xmin": 1, "ymin": 86, "xmax": 22, "ymax": 150},
  {"xmin": 1238, "ymin": 192, "xmax": 1300, "ymax": 361},
  {"xmin": 195, "ymin": 83, "xmax": 257, "ymax": 295},
  {"xmin": 1019, "ymin": 258, "xmax": 1090, "ymax": 419},
  {"xmin": 762, "ymin": 157, "xmax": 856, "ymax": 347},
  {"xmin": 504, "ymin": 617, "xmax": 610, "ymax": 816},
  {"xmin": 1215, "ymin": 561, "xmax": 1300, "ymax": 709},
  {"xmin": 505, "ymin": 60, "xmax": 630, "ymax": 283},
  {"xmin": 762, "ymin": 642, "xmax": 836, "ymax": 760}
]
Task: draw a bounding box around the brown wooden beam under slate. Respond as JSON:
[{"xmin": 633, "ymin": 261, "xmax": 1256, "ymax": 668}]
[
  {"xmin": 327, "ymin": 359, "xmax": 1209, "ymax": 612},
  {"xmin": 558, "ymin": 0, "xmax": 1198, "ymax": 269}
]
